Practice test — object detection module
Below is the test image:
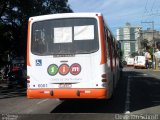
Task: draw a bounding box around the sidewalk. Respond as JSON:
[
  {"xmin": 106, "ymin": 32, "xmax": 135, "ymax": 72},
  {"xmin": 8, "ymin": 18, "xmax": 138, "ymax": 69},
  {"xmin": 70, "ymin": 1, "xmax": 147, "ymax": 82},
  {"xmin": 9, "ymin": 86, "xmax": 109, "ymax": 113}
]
[
  {"xmin": 0, "ymin": 80, "xmax": 8, "ymax": 90},
  {"xmin": 147, "ymin": 68, "xmax": 160, "ymax": 72},
  {"xmin": 0, "ymin": 83, "xmax": 8, "ymax": 90},
  {"xmin": 144, "ymin": 68, "xmax": 160, "ymax": 72},
  {"xmin": 153, "ymin": 69, "xmax": 160, "ymax": 71},
  {"xmin": 0, "ymin": 80, "xmax": 8, "ymax": 84},
  {"xmin": 144, "ymin": 69, "xmax": 160, "ymax": 79}
]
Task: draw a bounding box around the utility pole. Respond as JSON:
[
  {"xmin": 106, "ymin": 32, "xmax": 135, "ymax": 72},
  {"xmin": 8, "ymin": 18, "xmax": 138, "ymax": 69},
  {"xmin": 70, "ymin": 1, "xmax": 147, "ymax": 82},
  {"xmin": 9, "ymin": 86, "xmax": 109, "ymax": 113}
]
[{"xmin": 141, "ymin": 21, "xmax": 155, "ymax": 69}]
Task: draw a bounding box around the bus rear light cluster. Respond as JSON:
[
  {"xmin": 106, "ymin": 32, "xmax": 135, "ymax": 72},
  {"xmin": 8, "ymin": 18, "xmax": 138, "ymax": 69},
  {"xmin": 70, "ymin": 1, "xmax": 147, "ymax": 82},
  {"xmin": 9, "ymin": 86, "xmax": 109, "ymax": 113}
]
[
  {"xmin": 101, "ymin": 74, "xmax": 108, "ymax": 82},
  {"xmin": 102, "ymin": 79, "xmax": 107, "ymax": 82},
  {"xmin": 27, "ymin": 76, "xmax": 30, "ymax": 83},
  {"xmin": 101, "ymin": 74, "xmax": 107, "ymax": 78},
  {"xmin": 76, "ymin": 90, "xmax": 91, "ymax": 96},
  {"xmin": 50, "ymin": 90, "xmax": 54, "ymax": 96}
]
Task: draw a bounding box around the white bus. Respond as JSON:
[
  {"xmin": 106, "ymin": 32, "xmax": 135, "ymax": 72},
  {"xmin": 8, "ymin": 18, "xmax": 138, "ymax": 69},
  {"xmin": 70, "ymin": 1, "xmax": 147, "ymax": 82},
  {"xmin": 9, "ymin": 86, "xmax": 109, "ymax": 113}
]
[
  {"xmin": 27, "ymin": 13, "xmax": 120, "ymax": 99},
  {"xmin": 127, "ymin": 58, "xmax": 134, "ymax": 66}
]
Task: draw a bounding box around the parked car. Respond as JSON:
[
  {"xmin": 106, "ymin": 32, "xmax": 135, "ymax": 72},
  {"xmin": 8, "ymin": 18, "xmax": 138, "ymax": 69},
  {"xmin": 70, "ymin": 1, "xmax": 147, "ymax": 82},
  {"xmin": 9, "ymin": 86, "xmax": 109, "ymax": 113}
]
[
  {"xmin": 134, "ymin": 56, "xmax": 145, "ymax": 69},
  {"xmin": 8, "ymin": 68, "xmax": 27, "ymax": 88}
]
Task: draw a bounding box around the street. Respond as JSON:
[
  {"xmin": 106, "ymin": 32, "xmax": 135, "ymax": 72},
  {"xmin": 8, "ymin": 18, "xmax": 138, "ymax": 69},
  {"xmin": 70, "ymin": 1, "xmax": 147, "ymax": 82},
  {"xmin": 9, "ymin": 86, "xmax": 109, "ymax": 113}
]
[{"xmin": 0, "ymin": 67, "xmax": 160, "ymax": 120}]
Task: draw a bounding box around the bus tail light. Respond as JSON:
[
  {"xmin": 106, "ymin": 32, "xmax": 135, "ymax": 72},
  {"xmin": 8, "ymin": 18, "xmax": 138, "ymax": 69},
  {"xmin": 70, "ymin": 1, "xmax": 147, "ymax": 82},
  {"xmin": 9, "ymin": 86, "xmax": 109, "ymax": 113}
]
[
  {"xmin": 101, "ymin": 74, "xmax": 107, "ymax": 78},
  {"xmin": 101, "ymin": 74, "xmax": 108, "ymax": 82},
  {"xmin": 27, "ymin": 76, "xmax": 30, "ymax": 83},
  {"xmin": 50, "ymin": 90, "xmax": 54, "ymax": 96},
  {"xmin": 102, "ymin": 79, "xmax": 107, "ymax": 82},
  {"xmin": 76, "ymin": 90, "xmax": 91, "ymax": 96}
]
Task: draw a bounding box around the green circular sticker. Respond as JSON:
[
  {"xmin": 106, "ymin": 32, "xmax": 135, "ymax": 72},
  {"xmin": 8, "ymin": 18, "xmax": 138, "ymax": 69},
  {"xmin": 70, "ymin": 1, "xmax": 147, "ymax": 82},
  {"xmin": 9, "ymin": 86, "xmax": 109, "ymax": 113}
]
[{"xmin": 47, "ymin": 64, "xmax": 58, "ymax": 76}]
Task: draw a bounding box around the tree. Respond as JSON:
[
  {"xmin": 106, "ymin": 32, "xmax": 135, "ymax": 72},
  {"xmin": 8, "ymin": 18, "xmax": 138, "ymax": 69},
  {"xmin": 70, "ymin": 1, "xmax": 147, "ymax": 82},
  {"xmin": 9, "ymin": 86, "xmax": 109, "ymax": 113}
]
[
  {"xmin": 130, "ymin": 52, "xmax": 139, "ymax": 58},
  {"xmin": 140, "ymin": 39, "xmax": 148, "ymax": 49},
  {"xmin": 0, "ymin": 0, "xmax": 73, "ymax": 64},
  {"xmin": 157, "ymin": 41, "xmax": 160, "ymax": 50}
]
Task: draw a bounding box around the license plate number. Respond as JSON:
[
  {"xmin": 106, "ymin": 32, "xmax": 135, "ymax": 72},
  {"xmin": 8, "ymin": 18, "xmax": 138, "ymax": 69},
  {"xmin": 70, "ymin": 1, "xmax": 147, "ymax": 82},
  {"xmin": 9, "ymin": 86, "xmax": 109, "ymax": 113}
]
[{"xmin": 58, "ymin": 84, "xmax": 72, "ymax": 88}]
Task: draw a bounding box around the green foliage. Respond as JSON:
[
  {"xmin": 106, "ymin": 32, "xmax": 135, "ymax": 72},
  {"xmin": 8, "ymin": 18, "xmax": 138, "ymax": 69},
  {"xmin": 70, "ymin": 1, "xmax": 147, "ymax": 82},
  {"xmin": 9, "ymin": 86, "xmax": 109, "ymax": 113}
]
[
  {"xmin": 0, "ymin": 0, "xmax": 73, "ymax": 61},
  {"xmin": 148, "ymin": 48, "xmax": 153, "ymax": 56},
  {"xmin": 130, "ymin": 52, "xmax": 139, "ymax": 58}
]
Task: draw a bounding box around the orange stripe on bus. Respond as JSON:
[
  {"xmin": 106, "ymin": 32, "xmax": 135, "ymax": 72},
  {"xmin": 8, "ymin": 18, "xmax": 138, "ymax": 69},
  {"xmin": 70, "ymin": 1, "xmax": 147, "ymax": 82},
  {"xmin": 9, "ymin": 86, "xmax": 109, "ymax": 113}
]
[
  {"xmin": 27, "ymin": 20, "xmax": 31, "ymax": 66},
  {"xmin": 27, "ymin": 88, "xmax": 108, "ymax": 99},
  {"xmin": 98, "ymin": 16, "xmax": 106, "ymax": 65}
]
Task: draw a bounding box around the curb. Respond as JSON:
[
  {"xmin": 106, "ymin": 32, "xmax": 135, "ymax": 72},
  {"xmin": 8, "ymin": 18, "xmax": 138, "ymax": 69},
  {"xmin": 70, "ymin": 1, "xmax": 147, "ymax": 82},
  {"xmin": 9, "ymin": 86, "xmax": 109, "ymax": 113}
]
[
  {"xmin": 0, "ymin": 80, "xmax": 8, "ymax": 84},
  {"xmin": 153, "ymin": 70, "xmax": 160, "ymax": 71}
]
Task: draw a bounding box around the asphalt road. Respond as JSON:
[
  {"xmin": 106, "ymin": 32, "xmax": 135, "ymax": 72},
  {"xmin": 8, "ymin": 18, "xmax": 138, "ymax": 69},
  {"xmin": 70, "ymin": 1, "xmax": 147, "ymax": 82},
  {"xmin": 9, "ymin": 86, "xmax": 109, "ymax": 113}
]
[{"xmin": 0, "ymin": 67, "xmax": 160, "ymax": 120}]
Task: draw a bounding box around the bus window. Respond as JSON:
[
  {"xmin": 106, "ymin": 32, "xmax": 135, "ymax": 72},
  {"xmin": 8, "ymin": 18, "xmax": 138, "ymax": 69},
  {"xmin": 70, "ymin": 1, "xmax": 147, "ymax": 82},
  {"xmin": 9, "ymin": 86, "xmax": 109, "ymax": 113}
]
[
  {"xmin": 31, "ymin": 18, "xmax": 99, "ymax": 55},
  {"xmin": 32, "ymin": 29, "xmax": 47, "ymax": 54}
]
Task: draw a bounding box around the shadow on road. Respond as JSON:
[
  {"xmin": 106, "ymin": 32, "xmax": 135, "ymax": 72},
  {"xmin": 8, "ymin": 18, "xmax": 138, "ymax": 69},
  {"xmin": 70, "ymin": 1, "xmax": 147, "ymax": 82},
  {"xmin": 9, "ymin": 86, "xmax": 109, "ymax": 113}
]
[
  {"xmin": 51, "ymin": 71, "xmax": 128, "ymax": 113},
  {"xmin": 51, "ymin": 69, "xmax": 160, "ymax": 113},
  {"xmin": 129, "ymin": 71, "xmax": 160, "ymax": 112}
]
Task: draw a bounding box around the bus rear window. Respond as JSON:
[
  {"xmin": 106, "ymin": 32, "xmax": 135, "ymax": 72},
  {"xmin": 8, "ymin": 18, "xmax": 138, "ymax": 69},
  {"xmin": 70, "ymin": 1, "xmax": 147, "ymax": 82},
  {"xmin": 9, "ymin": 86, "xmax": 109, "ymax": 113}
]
[{"xmin": 31, "ymin": 18, "xmax": 99, "ymax": 55}]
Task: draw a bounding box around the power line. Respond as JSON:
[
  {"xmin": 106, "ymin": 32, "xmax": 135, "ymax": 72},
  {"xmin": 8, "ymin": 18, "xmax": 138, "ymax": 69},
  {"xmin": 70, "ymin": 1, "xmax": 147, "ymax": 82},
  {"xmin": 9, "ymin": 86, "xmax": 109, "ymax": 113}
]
[
  {"xmin": 150, "ymin": 0, "xmax": 156, "ymax": 12},
  {"xmin": 144, "ymin": 0, "xmax": 149, "ymax": 13}
]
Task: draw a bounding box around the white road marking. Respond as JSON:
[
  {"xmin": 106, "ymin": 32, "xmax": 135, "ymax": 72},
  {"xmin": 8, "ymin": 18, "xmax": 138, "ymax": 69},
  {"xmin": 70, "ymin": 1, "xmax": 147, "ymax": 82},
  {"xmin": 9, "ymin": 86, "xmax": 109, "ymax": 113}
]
[
  {"xmin": 132, "ymin": 76, "xmax": 142, "ymax": 78},
  {"xmin": 152, "ymin": 101, "xmax": 160, "ymax": 103},
  {"xmin": 142, "ymin": 74, "xmax": 148, "ymax": 76},
  {"xmin": 125, "ymin": 76, "xmax": 131, "ymax": 114},
  {"xmin": 125, "ymin": 111, "xmax": 130, "ymax": 114},
  {"xmin": 148, "ymin": 73, "xmax": 159, "ymax": 79},
  {"xmin": 37, "ymin": 99, "xmax": 49, "ymax": 104}
]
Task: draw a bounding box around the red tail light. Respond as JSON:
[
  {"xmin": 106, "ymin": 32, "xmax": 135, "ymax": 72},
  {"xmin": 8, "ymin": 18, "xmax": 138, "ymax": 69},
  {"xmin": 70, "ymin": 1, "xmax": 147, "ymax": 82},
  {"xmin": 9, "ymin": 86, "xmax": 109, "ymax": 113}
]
[
  {"xmin": 27, "ymin": 80, "xmax": 30, "ymax": 83},
  {"xmin": 27, "ymin": 76, "xmax": 30, "ymax": 83},
  {"xmin": 102, "ymin": 79, "xmax": 107, "ymax": 82},
  {"xmin": 101, "ymin": 74, "xmax": 107, "ymax": 78},
  {"xmin": 101, "ymin": 74, "xmax": 108, "ymax": 82},
  {"xmin": 27, "ymin": 76, "xmax": 30, "ymax": 79}
]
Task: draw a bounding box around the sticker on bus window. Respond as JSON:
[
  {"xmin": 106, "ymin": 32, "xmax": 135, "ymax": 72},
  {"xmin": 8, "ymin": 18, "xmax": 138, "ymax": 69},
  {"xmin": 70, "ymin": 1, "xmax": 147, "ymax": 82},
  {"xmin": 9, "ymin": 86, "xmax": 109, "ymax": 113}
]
[
  {"xmin": 74, "ymin": 25, "xmax": 94, "ymax": 40},
  {"xmin": 53, "ymin": 27, "xmax": 72, "ymax": 43}
]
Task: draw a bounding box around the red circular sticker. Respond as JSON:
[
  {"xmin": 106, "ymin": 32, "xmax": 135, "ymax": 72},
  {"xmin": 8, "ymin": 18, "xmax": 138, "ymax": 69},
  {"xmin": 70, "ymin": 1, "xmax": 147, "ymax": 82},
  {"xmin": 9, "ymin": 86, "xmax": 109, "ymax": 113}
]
[
  {"xmin": 70, "ymin": 63, "xmax": 81, "ymax": 75},
  {"xmin": 59, "ymin": 64, "xmax": 70, "ymax": 75}
]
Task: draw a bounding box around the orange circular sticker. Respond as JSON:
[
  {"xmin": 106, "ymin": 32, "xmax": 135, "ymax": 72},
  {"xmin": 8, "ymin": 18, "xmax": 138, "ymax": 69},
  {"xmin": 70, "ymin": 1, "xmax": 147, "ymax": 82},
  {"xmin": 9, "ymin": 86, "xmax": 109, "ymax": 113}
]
[{"xmin": 59, "ymin": 64, "xmax": 70, "ymax": 75}]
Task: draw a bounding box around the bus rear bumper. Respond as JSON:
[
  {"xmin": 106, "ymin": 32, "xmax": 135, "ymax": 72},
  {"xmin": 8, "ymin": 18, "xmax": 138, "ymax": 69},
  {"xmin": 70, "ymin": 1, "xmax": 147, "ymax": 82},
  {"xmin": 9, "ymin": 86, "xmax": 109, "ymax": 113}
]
[{"xmin": 27, "ymin": 88, "xmax": 108, "ymax": 99}]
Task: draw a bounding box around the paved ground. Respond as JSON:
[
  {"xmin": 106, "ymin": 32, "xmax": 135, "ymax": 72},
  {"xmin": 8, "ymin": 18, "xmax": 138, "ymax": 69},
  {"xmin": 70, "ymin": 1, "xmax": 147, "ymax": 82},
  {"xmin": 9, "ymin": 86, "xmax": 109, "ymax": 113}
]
[{"xmin": 0, "ymin": 67, "xmax": 160, "ymax": 120}]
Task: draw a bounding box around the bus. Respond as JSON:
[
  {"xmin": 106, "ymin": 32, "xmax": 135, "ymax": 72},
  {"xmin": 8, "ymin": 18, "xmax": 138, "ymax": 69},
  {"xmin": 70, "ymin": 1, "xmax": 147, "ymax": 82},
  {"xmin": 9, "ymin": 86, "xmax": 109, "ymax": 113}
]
[
  {"xmin": 27, "ymin": 13, "xmax": 120, "ymax": 99},
  {"xmin": 127, "ymin": 57, "xmax": 134, "ymax": 66}
]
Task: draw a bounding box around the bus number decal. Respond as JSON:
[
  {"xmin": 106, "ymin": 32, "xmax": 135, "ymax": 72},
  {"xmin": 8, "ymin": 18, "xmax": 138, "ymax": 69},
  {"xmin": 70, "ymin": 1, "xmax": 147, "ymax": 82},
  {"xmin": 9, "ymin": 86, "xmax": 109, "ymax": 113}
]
[{"xmin": 38, "ymin": 84, "xmax": 48, "ymax": 88}]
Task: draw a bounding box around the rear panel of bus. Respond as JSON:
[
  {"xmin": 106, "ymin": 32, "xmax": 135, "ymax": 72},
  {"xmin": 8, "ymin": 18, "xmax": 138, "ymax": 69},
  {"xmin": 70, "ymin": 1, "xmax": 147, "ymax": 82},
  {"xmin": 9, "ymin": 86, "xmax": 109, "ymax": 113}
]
[{"xmin": 27, "ymin": 13, "xmax": 110, "ymax": 99}]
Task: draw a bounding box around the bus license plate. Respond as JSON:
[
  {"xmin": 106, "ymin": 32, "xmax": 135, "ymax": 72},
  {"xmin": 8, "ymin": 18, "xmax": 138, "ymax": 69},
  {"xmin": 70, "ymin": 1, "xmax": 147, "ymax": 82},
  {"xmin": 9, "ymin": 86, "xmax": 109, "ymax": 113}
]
[{"xmin": 58, "ymin": 84, "xmax": 72, "ymax": 88}]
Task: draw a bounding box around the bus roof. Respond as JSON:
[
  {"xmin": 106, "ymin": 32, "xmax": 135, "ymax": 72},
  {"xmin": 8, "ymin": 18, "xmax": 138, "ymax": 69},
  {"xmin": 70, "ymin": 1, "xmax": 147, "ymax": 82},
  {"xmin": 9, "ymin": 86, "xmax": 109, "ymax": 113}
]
[{"xmin": 29, "ymin": 13, "xmax": 102, "ymax": 22}]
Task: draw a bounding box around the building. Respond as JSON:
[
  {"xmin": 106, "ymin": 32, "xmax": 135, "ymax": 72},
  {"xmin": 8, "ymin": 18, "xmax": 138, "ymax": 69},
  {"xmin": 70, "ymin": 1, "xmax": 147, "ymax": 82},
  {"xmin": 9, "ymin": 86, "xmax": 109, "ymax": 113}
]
[
  {"xmin": 139, "ymin": 28, "xmax": 160, "ymax": 49},
  {"xmin": 117, "ymin": 23, "xmax": 141, "ymax": 61}
]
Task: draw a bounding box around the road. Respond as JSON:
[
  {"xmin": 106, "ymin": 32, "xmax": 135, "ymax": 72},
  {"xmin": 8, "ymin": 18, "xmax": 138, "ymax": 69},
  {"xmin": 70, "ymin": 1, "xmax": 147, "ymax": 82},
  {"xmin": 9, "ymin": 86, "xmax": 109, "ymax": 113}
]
[{"xmin": 0, "ymin": 67, "xmax": 160, "ymax": 120}]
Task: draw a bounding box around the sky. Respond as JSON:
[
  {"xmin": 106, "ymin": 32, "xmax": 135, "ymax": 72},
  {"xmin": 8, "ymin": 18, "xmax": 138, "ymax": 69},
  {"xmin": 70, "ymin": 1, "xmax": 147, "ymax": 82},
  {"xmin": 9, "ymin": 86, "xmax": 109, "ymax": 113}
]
[{"xmin": 68, "ymin": 0, "xmax": 160, "ymax": 35}]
